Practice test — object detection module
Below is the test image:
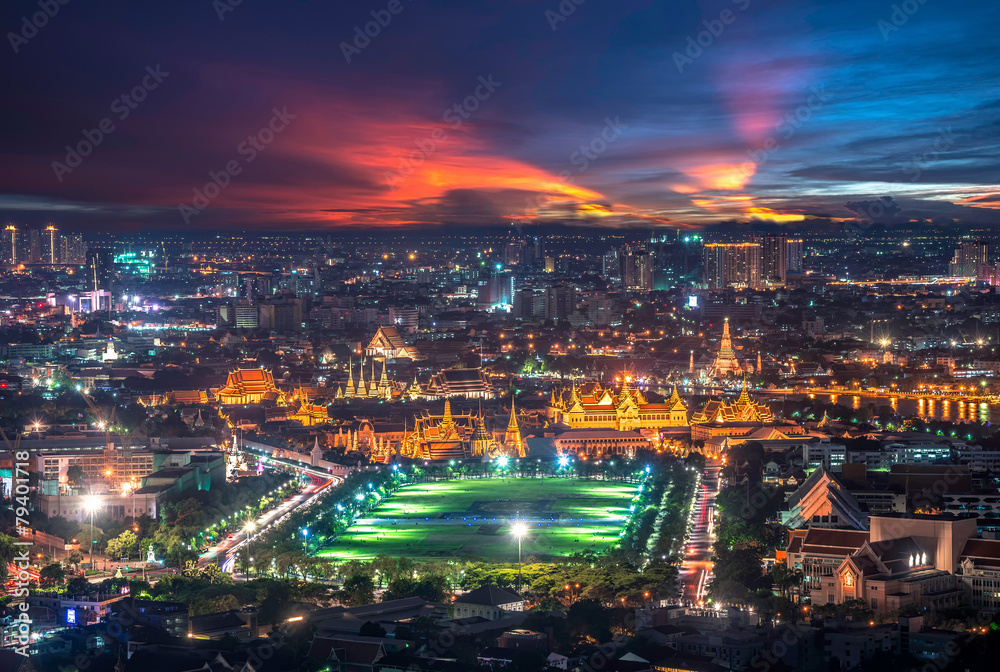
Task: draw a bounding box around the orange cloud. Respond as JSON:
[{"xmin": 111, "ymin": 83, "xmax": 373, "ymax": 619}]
[
  {"xmin": 746, "ymin": 206, "xmax": 806, "ymax": 222},
  {"xmin": 682, "ymin": 163, "xmax": 754, "ymax": 191},
  {"xmin": 956, "ymin": 192, "xmax": 1000, "ymax": 210}
]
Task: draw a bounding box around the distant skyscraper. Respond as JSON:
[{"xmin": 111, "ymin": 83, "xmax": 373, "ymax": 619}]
[
  {"xmin": 651, "ymin": 230, "xmax": 702, "ymax": 289},
  {"xmin": 235, "ymin": 302, "xmax": 259, "ymax": 328},
  {"xmin": 85, "ymin": 246, "xmax": 115, "ymax": 294},
  {"xmin": 2, "ymin": 225, "xmax": 20, "ymax": 265},
  {"xmin": 949, "ymin": 239, "xmax": 988, "ymax": 277},
  {"xmin": 28, "ymin": 228, "xmax": 41, "ymax": 263},
  {"xmin": 531, "ymin": 236, "xmax": 542, "ymax": 265},
  {"xmin": 503, "ymin": 240, "xmax": 522, "ymax": 266},
  {"xmin": 786, "ymin": 238, "xmax": 804, "ymax": 273},
  {"xmin": 477, "ymin": 269, "xmax": 513, "ymax": 310},
  {"xmin": 703, "ymin": 243, "xmax": 761, "ymax": 289},
  {"xmin": 545, "ymin": 284, "xmax": 576, "ymax": 320},
  {"xmin": 602, "ymin": 249, "xmax": 620, "ymax": 285},
  {"xmin": 64, "ymin": 233, "xmax": 86, "ymax": 264},
  {"xmin": 752, "ymin": 233, "xmax": 788, "ymax": 286},
  {"xmin": 44, "ymin": 225, "xmax": 59, "ymax": 264},
  {"xmin": 623, "ymin": 246, "xmax": 654, "ymax": 293}
]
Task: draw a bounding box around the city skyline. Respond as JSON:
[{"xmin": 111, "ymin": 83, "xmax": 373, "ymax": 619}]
[{"xmin": 0, "ymin": 0, "xmax": 997, "ymax": 232}]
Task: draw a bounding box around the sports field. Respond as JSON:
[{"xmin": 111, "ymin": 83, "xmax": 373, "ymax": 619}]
[{"xmin": 315, "ymin": 477, "xmax": 638, "ymax": 562}]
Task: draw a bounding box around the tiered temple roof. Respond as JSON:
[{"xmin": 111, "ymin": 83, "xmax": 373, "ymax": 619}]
[
  {"xmin": 365, "ymin": 325, "xmax": 418, "ymax": 360},
  {"xmin": 216, "ymin": 368, "xmax": 283, "ymax": 405},
  {"xmin": 690, "ymin": 384, "xmax": 775, "ymax": 424},
  {"xmin": 423, "ymin": 368, "xmax": 496, "ymax": 399}
]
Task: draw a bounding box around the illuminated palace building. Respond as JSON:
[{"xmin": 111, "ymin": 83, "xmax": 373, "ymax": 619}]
[
  {"xmin": 548, "ymin": 381, "xmax": 689, "ymax": 430},
  {"xmin": 371, "ymin": 400, "xmax": 525, "ymax": 462},
  {"xmin": 216, "ymin": 368, "xmax": 285, "ymax": 405}
]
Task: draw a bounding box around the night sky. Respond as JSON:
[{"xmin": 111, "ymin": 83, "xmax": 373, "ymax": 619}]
[{"xmin": 1, "ymin": 0, "xmax": 998, "ymax": 232}]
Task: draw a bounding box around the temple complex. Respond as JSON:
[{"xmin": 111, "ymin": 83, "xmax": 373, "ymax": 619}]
[
  {"xmin": 548, "ymin": 380, "xmax": 689, "ymax": 430},
  {"xmin": 689, "ymin": 384, "xmax": 776, "ymax": 425},
  {"xmin": 368, "ymin": 400, "xmax": 526, "ymax": 462}
]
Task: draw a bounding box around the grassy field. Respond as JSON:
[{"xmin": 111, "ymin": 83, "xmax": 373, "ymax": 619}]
[{"xmin": 315, "ymin": 477, "xmax": 638, "ymax": 562}]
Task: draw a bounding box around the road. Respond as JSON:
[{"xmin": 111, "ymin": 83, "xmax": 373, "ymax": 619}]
[
  {"xmin": 678, "ymin": 463, "xmax": 720, "ymax": 606},
  {"xmin": 208, "ymin": 469, "xmax": 338, "ymax": 574}
]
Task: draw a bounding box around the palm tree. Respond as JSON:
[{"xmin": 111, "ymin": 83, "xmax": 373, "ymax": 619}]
[
  {"xmin": 769, "ymin": 564, "xmax": 791, "ymax": 599},
  {"xmin": 788, "ymin": 568, "xmax": 804, "ymax": 604}
]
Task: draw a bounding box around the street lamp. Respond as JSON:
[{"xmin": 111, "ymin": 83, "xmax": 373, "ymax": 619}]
[
  {"xmin": 84, "ymin": 495, "xmax": 102, "ymax": 572},
  {"xmin": 511, "ymin": 521, "xmax": 527, "ymax": 593},
  {"xmin": 301, "ymin": 528, "xmax": 309, "ymax": 552}
]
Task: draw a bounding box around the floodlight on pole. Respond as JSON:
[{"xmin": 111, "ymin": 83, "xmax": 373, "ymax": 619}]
[
  {"xmin": 511, "ymin": 521, "xmax": 528, "ymax": 593},
  {"xmin": 84, "ymin": 495, "xmax": 102, "ymax": 571}
]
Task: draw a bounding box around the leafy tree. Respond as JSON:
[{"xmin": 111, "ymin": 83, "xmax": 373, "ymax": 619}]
[
  {"xmin": 166, "ymin": 546, "xmax": 198, "ymax": 569},
  {"xmin": 66, "ymin": 465, "xmax": 84, "ymax": 486},
  {"xmin": 201, "ymin": 563, "xmax": 233, "ymax": 585},
  {"xmin": 383, "ymin": 575, "xmax": 449, "ymax": 602},
  {"xmin": 106, "ymin": 530, "xmax": 139, "ymax": 560},
  {"xmin": 341, "ymin": 574, "xmax": 375, "ymax": 607},
  {"xmin": 0, "ymin": 534, "xmax": 15, "ymax": 581},
  {"xmin": 566, "ymin": 599, "xmax": 612, "ymax": 645},
  {"xmin": 66, "ymin": 576, "xmax": 90, "ymax": 593},
  {"xmin": 39, "ymin": 562, "xmax": 65, "ymax": 587}
]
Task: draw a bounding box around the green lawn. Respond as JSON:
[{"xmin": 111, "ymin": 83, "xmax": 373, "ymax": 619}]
[{"xmin": 315, "ymin": 477, "xmax": 639, "ymax": 562}]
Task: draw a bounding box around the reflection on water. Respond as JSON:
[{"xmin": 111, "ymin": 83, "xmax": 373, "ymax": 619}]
[{"xmin": 808, "ymin": 394, "xmax": 996, "ymax": 423}]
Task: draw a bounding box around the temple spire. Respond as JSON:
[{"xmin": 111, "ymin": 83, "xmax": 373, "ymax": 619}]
[
  {"xmin": 710, "ymin": 317, "xmax": 743, "ymax": 378},
  {"xmin": 737, "ymin": 376, "xmax": 751, "ymax": 404},
  {"xmin": 346, "ymin": 356, "xmax": 355, "ymax": 396},
  {"xmin": 504, "ymin": 398, "xmax": 524, "ymax": 456}
]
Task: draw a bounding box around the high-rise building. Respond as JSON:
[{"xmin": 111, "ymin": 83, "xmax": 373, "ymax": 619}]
[
  {"xmin": 702, "ymin": 242, "xmax": 761, "ymax": 289},
  {"xmin": 786, "ymin": 238, "xmax": 804, "ymax": 273},
  {"xmin": 2, "ymin": 225, "xmax": 20, "ymax": 265},
  {"xmin": 586, "ymin": 292, "xmax": 613, "ymax": 327},
  {"xmin": 28, "ymin": 228, "xmax": 41, "ymax": 263},
  {"xmin": 235, "ymin": 302, "xmax": 259, "ymax": 328},
  {"xmin": 602, "ymin": 249, "xmax": 620, "ymax": 285},
  {"xmin": 258, "ymin": 301, "xmax": 301, "ymax": 332},
  {"xmin": 545, "ymin": 284, "xmax": 576, "ymax": 320},
  {"xmin": 503, "ymin": 240, "xmax": 522, "ymax": 266},
  {"xmin": 512, "ymin": 288, "xmax": 536, "ymax": 320},
  {"xmin": 651, "ymin": 230, "xmax": 702, "ymax": 289},
  {"xmin": 949, "ymin": 240, "xmax": 989, "ymax": 277},
  {"xmin": 477, "ymin": 269, "xmax": 514, "ymax": 310},
  {"xmin": 85, "ymin": 247, "xmax": 115, "ymax": 294},
  {"xmin": 623, "ymin": 247, "xmax": 654, "ymax": 293},
  {"xmin": 58, "ymin": 233, "xmax": 85, "ymax": 265},
  {"xmin": 752, "ymin": 233, "xmax": 788, "ymax": 286},
  {"xmin": 43, "ymin": 225, "xmax": 59, "ymax": 264},
  {"xmin": 525, "ymin": 236, "xmax": 542, "ymax": 267}
]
